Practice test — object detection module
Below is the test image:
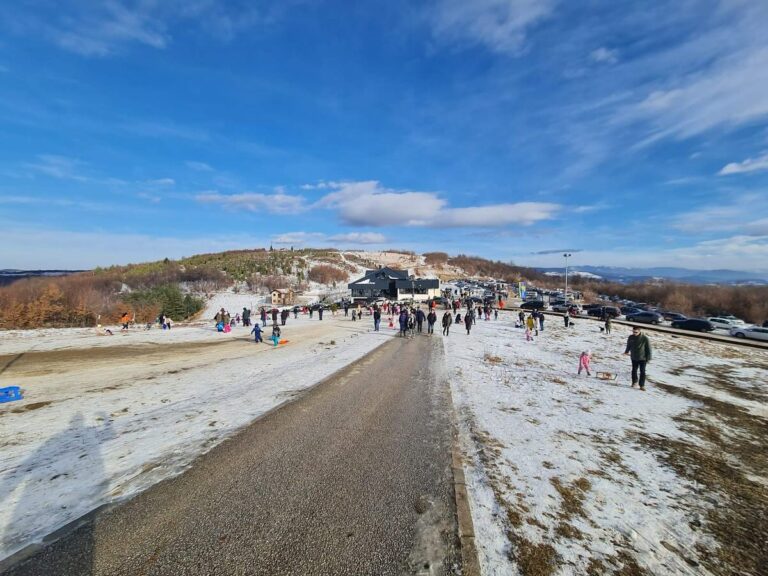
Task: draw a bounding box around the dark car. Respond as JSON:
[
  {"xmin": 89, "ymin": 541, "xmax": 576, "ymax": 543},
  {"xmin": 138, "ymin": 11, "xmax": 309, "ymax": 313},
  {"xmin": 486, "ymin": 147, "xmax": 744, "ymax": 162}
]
[
  {"xmin": 520, "ymin": 300, "xmax": 547, "ymax": 311},
  {"xmin": 587, "ymin": 306, "xmax": 620, "ymax": 318},
  {"xmin": 662, "ymin": 312, "xmax": 687, "ymax": 322},
  {"xmin": 671, "ymin": 318, "xmax": 716, "ymax": 332},
  {"xmin": 620, "ymin": 306, "xmax": 642, "ymax": 316},
  {"xmin": 626, "ymin": 311, "xmax": 664, "ymax": 325}
]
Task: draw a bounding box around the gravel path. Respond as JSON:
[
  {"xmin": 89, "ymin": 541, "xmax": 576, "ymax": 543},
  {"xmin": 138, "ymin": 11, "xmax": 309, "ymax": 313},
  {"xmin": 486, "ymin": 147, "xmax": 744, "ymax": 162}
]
[{"xmin": 3, "ymin": 334, "xmax": 461, "ymax": 576}]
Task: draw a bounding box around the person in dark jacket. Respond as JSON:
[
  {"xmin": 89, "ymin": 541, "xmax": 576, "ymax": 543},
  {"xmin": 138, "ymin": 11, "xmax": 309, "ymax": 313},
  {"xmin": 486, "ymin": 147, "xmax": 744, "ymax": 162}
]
[
  {"xmin": 318, "ymin": 305, "xmax": 324, "ymax": 320},
  {"xmin": 398, "ymin": 309, "xmax": 409, "ymax": 336},
  {"xmin": 373, "ymin": 307, "xmax": 381, "ymax": 331},
  {"xmin": 464, "ymin": 311, "xmax": 473, "ymax": 335},
  {"xmin": 427, "ymin": 310, "xmax": 437, "ymax": 334},
  {"xmin": 415, "ymin": 308, "xmax": 425, "ymax": 333},
  {"xmin": 442, "ymin": 311, "xmax": 452, "ymax": 336},
  {"xmin": 604, "ymin": 315, "xmax": 612, "ymax": 334},
  {"xmin": 271, "ymin": 308, "xmax": 278, "ymax": 325},
  {"xmin": 280, "ymin": 309, "xmax": 289, "ymax": 326},
  {"xmin": 624, "ymin": 327, "xmax": 652, "ymax": 390}
]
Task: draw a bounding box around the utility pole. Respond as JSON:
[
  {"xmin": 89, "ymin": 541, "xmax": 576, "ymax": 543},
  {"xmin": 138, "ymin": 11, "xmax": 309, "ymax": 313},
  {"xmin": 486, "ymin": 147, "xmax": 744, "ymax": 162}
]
[{"xmin": 563, "ymin": 253, "xmax": 572, "ymax": 302}]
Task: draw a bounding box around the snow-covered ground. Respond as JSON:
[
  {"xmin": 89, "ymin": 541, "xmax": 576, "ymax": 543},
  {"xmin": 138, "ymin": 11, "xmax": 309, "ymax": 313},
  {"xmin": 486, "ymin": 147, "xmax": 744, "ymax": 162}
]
[
  {"xmin": 2, "ymin": 303, "xmax": 766, "ymax": 574},
  {"xmin": 443, "ymin": 311, "xmax": 767, "ymax": 575},
  {"xmin": 0, "ymin": 312, "xmax": 395, "ymax": 560}
]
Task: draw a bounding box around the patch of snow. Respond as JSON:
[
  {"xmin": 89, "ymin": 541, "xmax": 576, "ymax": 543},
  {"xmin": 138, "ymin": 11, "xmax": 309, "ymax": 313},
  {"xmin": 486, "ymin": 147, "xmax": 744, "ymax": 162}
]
[
  {"xmin": 443, "ymin": 312, "xmax": 766, "ymax": 574},
  {"xmin": 0, "ymin": 315, "xmax": 396, "ymax": 560}
]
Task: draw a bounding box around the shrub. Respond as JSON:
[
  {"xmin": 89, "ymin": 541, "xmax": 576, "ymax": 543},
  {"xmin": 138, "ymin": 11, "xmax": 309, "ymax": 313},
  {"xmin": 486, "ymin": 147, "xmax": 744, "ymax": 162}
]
[{"xmin": 308, "ymin": 265, "xmax": 348, "ymax": 284}]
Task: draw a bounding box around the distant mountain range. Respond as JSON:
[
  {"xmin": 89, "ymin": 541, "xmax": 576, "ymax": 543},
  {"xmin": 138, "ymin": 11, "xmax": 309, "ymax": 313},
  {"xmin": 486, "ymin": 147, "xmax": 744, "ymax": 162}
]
[
  {"xmin": 535, "ymin": 266, "xmax": 768, "ymax": 285},
  {"xmin": 0, "ymin": 269, "xmax": 86, "ymax": 286}
]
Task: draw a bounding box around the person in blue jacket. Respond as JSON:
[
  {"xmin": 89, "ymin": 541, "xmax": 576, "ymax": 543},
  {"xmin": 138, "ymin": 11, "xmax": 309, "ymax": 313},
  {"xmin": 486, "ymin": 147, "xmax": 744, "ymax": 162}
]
[{"xmin": 250, "ymin": 322, "xmax": 263, "ymax": 343}]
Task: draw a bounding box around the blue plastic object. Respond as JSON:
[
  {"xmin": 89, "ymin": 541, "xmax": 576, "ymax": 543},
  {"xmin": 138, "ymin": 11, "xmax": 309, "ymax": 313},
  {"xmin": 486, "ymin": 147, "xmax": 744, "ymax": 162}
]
[{"xmin": 0, "ymin": 386, "xmax": 23, "ymax": 403}]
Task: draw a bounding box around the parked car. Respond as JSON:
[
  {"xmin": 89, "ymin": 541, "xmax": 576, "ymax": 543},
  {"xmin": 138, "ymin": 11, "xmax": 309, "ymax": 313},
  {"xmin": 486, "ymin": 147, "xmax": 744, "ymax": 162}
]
[
  {"xmin": 520, "ymin": 300, "xmax": 547, "ymax": 311},
  {"xmin": 625, "ymin": 311, "xmax": 664, "ymax": 325},
  {"xmin": 551, "ymin": 303, "xmax": 578, "ymax": 313},
  {"xmin": 671, "ymin": 318, "xmax": 716, "ymax": 332},
  {"xmin": 586, "ymin": 306, "xmax": 621, "ymax": 318},
  {"xmin": 620, "ymin": 306, "xmax": 642, "ymax": 316},
  {"xmin": 719, "ymin": 315, "xmax": 747, "ymax": 326},
  {"xmin": 662, "ymin": 311, "xmax": 687, "ymax": 322},
  {"xmin": 707, "ymin": 317, "xmax": 737, "ymax": 330},
  {"xmin": 728, "ymin": 326, "xmax": 768, "ymax": 341}
]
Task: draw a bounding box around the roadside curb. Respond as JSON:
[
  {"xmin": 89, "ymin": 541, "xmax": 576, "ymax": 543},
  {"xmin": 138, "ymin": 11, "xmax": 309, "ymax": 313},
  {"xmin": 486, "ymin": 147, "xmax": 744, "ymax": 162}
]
[
  {"xmin": 451, "ymin": 435, "xmax": 481, "ymax": 576},
  {"xmin": 445, "ymin": 382, "xmax": 481, "ymax": 576}
]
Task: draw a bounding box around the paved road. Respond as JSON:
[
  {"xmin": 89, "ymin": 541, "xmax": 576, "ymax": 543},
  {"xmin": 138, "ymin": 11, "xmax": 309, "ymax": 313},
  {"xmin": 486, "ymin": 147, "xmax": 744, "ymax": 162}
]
[{"xmin": 3, "ymin": 335, "xmax": 461, "ymax": 576}]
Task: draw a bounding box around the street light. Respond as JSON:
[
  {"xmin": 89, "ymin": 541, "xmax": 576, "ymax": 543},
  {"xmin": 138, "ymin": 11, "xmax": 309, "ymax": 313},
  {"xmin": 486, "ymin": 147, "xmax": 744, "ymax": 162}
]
[{"xmin": 563, "ymin": 253, "xmax": 572, "ymax": 302}]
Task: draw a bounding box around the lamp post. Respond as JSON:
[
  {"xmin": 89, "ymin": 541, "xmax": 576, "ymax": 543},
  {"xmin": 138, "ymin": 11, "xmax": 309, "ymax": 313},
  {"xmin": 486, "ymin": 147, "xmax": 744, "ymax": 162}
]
[{"xmin": 563, "ymin": 253, "xmax": 572, "ymax": 303}]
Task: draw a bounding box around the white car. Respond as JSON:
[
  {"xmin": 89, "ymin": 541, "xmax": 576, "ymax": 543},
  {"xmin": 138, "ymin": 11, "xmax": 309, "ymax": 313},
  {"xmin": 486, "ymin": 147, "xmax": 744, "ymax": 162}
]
[
  {"xmin": 707, "ymin": 317, "xmax": 736, "ymax": 330},
  {"xmin": 728, "ymin": 326, "xmax": 768, "ymax": 342},
  {"xmin": 720, "ymin": 315, "xmax": 748, "ymax": 326}
]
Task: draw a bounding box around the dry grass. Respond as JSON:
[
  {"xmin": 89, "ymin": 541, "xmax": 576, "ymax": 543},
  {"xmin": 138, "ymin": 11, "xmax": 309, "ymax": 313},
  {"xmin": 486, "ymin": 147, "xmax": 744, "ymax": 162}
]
[
  {"xmin": 634, "ymin": 381, "xmax": 768, "ymax": 575},
  {"xmin": 554, "ymin": 522, "xmax": 583, "ymax": 539},
  {"xmin": 484, "ymin": 353, "xmax": 504, "ymax": 364},
  {"xmin": 512, "ymin": 539, "xmax": 559, "ymax": 576},
  {"xmin": 550, "ymin": 476, "xmax": 591, "ymax": 520}
]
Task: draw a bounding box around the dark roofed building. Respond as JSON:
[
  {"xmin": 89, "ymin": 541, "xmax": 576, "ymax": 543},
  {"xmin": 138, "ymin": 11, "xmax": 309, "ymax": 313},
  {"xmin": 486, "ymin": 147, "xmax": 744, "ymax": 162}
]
[{"xmin": 348, "ymin": 267, "xmax": 440, "ymax": 302}]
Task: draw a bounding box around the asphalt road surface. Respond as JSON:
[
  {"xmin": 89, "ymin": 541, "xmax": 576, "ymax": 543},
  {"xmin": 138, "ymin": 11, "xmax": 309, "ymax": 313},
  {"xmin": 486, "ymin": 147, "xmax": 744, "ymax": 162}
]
[{"xmin": 3, "ymin": 334, "xmax": 461, "ymax": 576}]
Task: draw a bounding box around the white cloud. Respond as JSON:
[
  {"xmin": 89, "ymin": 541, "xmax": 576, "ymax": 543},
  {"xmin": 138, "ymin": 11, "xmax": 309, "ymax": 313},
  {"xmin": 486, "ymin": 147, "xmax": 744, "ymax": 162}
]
[
  {"xmin": 186, "ymin": 161, "xmax": 213, "ymax": 172},
  {"xmin": 0, "ymin": 226, "xmax": 270, "ymax": 269},
  {"xmin": 0, "ymin": 1, "xmax": 297, "ymax": 58},
  {"xmin": 429, "ymin": 0, "xmax": 556, "ymax": 55},
  {"xmin": 718, "ymin": 152, "xmax": 768, "ymax": 175},
  {"xmin": 328, "ymin": 232, "xmax": 387, "ymax": 244},
  {"xmin": 624, "ymin": 46, "xmax": 768, "ymax": 144},
  {"xmin": 272, "ymin": 232, "xmax": 326, "ymax": 245},
  {"xmin": 672, "ymin": 194, "xmax": 768, "ymax": 236},
  {"xmin": 272, "ymin": 231, "xmax": 388, "ymax": 245},
  {"xmin": 196, "ymin": 190, "xmax": 307, "ymax": 215},
  {"xmin": 316, "ymin": 181, "xmax": 560, "ymax": 228},
  {"xmin": 26, "ymin": 155, "xmax": 89, "ymax": 181},
  {"xmin": 590, "ymin": 47, "xmax": 618, "ymax": 64},
  {"xmin": 146, "ymin": 178, "xmax": 175, "ymax": 186}
]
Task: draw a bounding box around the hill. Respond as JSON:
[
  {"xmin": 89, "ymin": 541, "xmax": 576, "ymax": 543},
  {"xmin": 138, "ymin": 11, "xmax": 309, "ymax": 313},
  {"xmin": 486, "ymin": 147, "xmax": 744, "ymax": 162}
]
[{"xmin": 1, "ymin": 248, "xmax": 768, "ymax": 329}]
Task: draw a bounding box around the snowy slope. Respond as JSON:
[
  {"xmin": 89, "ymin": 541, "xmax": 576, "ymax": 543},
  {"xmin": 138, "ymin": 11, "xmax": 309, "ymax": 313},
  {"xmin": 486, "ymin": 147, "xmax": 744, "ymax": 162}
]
[{"xmin": 442, "ymin": 312, "xmax": 767, "ymax": 575}]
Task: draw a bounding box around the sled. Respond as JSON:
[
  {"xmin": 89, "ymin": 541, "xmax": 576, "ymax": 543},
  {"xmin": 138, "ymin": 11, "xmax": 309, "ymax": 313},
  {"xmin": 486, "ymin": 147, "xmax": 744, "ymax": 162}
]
[
  {"xmin": 0, "ymin": 386, "xmax": 23, "ymax": 403},
  {"xmin": 596, "ymin": 371, "xmax": 617, "ymax": 381}
]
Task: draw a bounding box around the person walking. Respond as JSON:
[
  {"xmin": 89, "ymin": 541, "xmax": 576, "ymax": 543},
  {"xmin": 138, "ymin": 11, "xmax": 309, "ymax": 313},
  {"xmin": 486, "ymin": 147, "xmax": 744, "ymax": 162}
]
[
  {"xmin": 250, "ymin": 322, "xmax": 263, "ymax": 343},
  {"xmin": 539, "ymin": 312, "xmax": 545, "ymax": 332},
  {"xmin": 427, "ymin": 310, "xmax": 437, "ymax": 334},
  {"xmin": 526, "ymin": 314, "xmax": 537, "ymax": 336},
  {"xmin": 399, "ymin": 309, "xmax": 409, "ymax": 337},
  {"xmin": 604, "ymin": 315, "xmax": 612, "ymax": 335},
  {"xmin": 281, "ymin": 309, "xmax": 289, "ymax": 326},
  {"xmin": 563, "ymin": 310, "xmax": 570, "ymax": 328},
  {"xmin": 442, "ymin": 311, "xmax": 452, "ymax": 336},
  {"xmin": 344, "ymin": 303, "xmax": 349, "ymax": 317},
  {"xmin": 464, "ymin": 311, "xmax": 473, "ymax": 335},
  {"xmin": 624, "ymin": 327, "xmax": 652, "ymax": 390},
  {"xmin": 373, "ymin": 307, "xmax": 381, "ymax": 331},
  {"xmin": 318, "ymin": 305, "xmax": 324, "ymax": 320},
  {"xmin": 578, "ymin": 350, "xmax": 591, "ymax": 376}
]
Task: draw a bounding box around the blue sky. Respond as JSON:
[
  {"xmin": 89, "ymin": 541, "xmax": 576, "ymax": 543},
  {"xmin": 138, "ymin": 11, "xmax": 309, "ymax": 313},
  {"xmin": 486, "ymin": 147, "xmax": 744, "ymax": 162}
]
[{"xmin": 1, "ymin": 0, "xmax": 767, "ymax": 272}]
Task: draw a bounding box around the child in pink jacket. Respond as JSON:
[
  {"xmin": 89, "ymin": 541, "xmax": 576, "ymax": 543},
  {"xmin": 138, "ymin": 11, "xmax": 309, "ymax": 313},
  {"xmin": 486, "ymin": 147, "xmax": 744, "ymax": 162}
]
[{"xmin": 578, "ymin": 350, "xmax": 592, "ymax": 376}]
